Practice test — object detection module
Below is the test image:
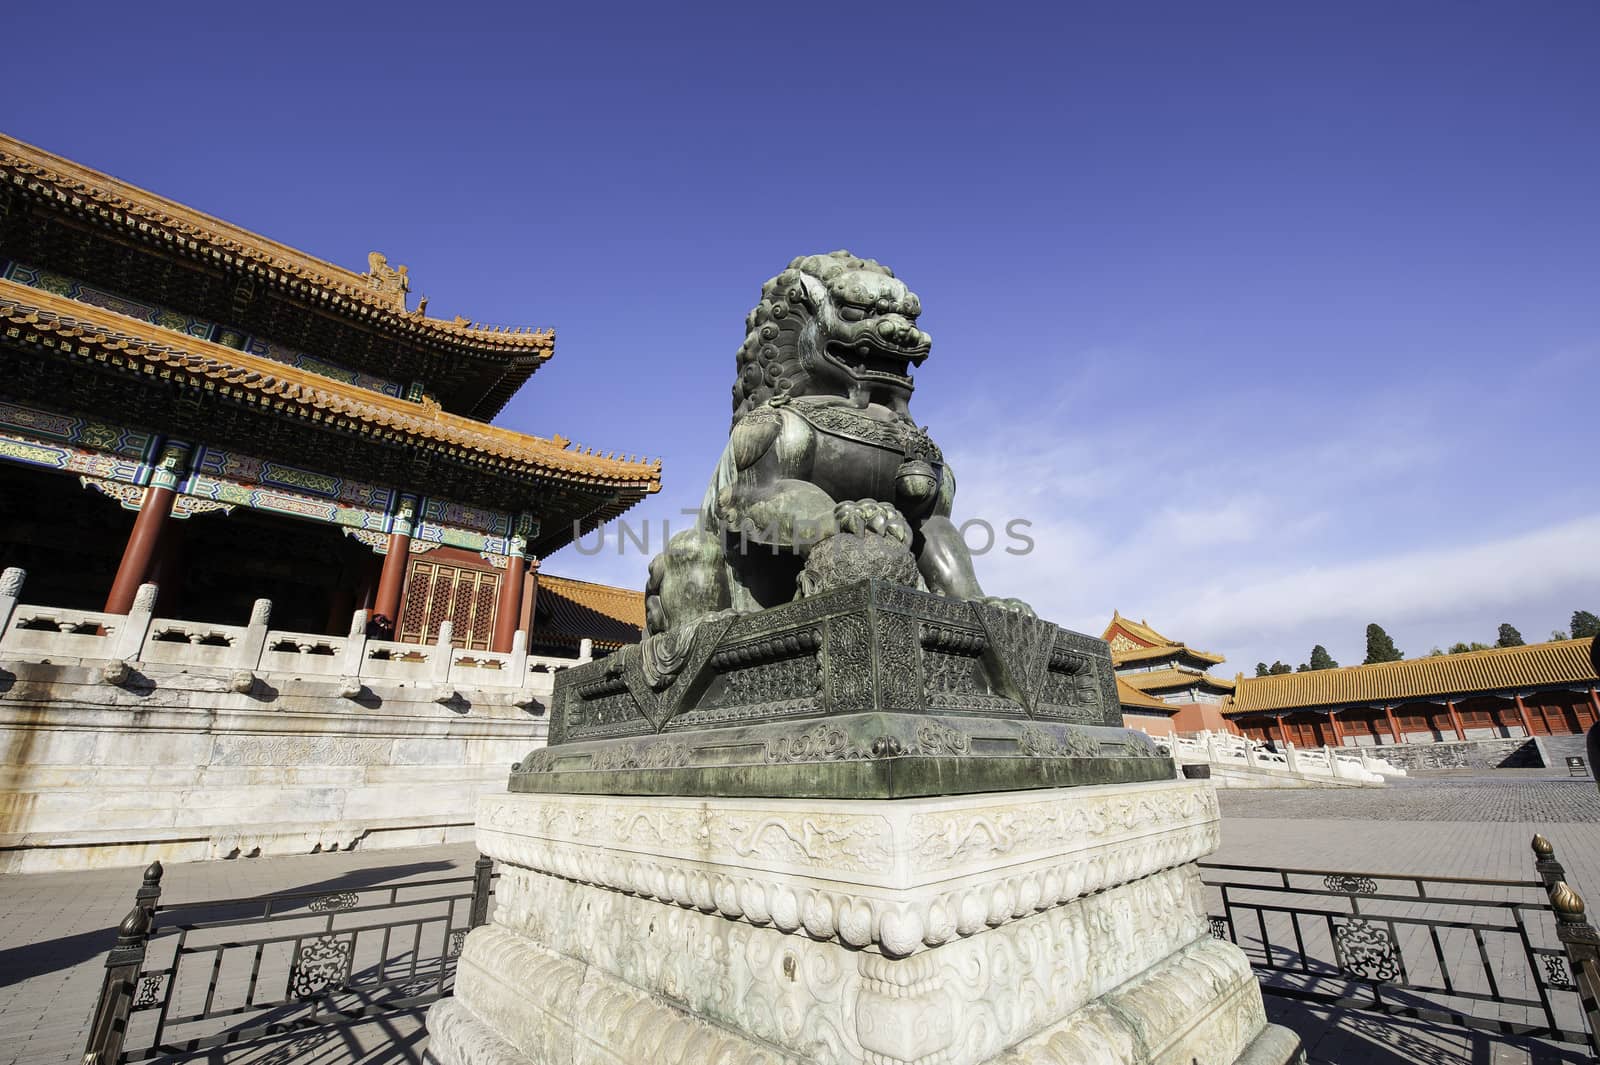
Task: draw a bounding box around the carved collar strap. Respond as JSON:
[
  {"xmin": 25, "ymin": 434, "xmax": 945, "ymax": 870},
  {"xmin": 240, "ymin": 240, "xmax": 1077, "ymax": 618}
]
[{"xmin": 787, "ymin": 402, "xmax": 944, "ymax": 463}]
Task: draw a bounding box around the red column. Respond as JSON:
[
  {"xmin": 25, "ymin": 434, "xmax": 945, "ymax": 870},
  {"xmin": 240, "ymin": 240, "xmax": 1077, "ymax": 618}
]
[
  {"xmin": 1327, "ymin": 709, "xmax": 1346, "ymax": 747},
  {"xmin": 1445, "ymin": 700, "xmax": 1467, "ymax": 742},
  {"xmin": 105, "ymin": 443, "xmax": 188, "ymax": 615},
  {"xmin": 1270, "ymin": 716, "xmax": 1284, "ymax": 745},
  {"xmin": 1384, "ymin": 705, "xmax": 1403, "ymax": 744},
  {"xmin": 523, "ymin": 557, "xmax": 540, "ymax": 641},
  {"xmin": 491, "ymin": 536, "xmax": 527, "ymax": 653},
  {"xmin": 1589, "ymin": 686, "xmax": 1600, "ymax": 723},
  {"xmin": 372, "ymin": 500, "xmax": 416, "ymax": 638},
  {"xmin": 1514, "ymin": 694, "xmax": 1536, "ymax": 738}
]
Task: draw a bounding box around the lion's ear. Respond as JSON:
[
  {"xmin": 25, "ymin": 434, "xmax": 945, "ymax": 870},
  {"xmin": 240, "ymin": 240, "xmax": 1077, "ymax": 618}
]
[{"xmin": 787, "ymin": 272, "xmax": 821, "ymax": 311}]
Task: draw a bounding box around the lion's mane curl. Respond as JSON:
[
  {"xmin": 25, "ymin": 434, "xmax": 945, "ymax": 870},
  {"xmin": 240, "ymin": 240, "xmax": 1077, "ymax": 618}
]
[{"xmin": 730, "ymin": 250, "xmax": 897, "ymax": 424}]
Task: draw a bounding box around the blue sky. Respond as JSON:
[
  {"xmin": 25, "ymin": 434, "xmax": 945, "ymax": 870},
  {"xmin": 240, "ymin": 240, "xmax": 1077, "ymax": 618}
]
[{"xmin": 5, "ymin": 2, "xmax": 1598, "ymax": 670}]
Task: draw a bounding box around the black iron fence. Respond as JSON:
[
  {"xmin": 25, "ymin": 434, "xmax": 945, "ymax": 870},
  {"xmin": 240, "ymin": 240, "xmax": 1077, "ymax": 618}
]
[
  {"xmin": 82, "ymin": 856, "xmax": 495, "ymax": 1063},
  {"xmin": 1201, "ymin": 834, "xmax": 1600, "ymax": 1055}
]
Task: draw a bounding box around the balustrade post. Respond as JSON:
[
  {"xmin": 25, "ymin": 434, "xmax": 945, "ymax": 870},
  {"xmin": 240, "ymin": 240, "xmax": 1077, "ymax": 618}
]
[
  {"xmin": 578, "ymin": 638, "xmax": 593, "ymax": 664},
  {"xmin": 0, "ymin": 567, "xmax": 24, "ymax": 650},
  {"xmin": 1549, "ymin": 881, "xmax": 1600, "ymax": 1057},
  {"xmin": 433, "ymin": 621, "xmax": 455, "ymax": 685},
  {"xmin": 111, "ymin": 583, "xmax": 159, "ymax": 662},
  {"xmin": 1324, "ymin": 747, "xmax": 1344, "ymax": 779},
  {"xmin": 341, "ymin": 609, "xmax": 370, "ymax": 676},
  {"xmin": 238, "ymin": 599, "xmax": 272, "ymax": 670},
  {"xmin": 1284, "ymin": 742, "xmax": 1299, "ymax": 773},
  {"xmin": 508, "ymin": 628, "xmax": 529, "ymax": 689},
  {"xmin": 469, "ymin": 855, "xmax": 494, "ymax": 928},
  {"xmin": 81, "ymin": 862, "xmax": 162, "ymax": 1064}
]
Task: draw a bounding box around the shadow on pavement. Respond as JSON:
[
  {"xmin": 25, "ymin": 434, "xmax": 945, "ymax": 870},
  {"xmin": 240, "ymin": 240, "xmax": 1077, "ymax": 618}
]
[
  {"xmin": 1268, "ymin": 998, "xmax": 1593, "ymax": 1065},
  {"xmin": 0, "ymin": 859, "xmax": 459, "ymax": 987}
]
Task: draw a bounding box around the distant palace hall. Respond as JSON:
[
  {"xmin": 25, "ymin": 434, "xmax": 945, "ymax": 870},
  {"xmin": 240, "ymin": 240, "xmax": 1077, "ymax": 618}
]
[
  {"xmin": 1108, "ymin": 612, "xmax": 1599, "ymax": 751},
  {"xmin": 0, "ymin": 134, "xmax": 652, "ymax": 652}
]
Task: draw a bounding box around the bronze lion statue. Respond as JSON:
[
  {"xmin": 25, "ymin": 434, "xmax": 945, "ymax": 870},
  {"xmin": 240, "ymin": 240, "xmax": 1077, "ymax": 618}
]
[{"xmin": 644, "ymin": 251, "xmax": 1029, "ymax": 645}]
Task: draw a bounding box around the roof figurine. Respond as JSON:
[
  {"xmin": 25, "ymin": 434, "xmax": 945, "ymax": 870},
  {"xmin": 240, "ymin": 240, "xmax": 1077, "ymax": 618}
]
[{"xmin": 364, "ymin": 252, "xmax": 411, "ymax": 308}]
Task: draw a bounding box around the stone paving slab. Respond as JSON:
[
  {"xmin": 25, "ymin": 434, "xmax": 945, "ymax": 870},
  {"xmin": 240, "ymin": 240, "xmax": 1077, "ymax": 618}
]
[{"xmin": 1264, "ymin": 998, "xmax": 1590, "ymax": 1065}]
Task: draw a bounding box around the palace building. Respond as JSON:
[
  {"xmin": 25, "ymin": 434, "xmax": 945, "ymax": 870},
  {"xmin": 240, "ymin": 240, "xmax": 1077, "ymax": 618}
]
[
  {"xmin": 1225, "ymin": 638, "xmax": 1600, "ymax": 750},
  {"xmin": 1104, "ymin": 612, "xmax": 1236, "ymax": 733},
  {"xmin": 0, "ymin": 133, "xmax": 660, "ymax": 649},
  {"xmin": 1106, "ymin": 608, "xmax": 1600, "ymax": 760},
  {"xmin": 0, "ymin": 133, "xmax": 662, "ymax": 871}
]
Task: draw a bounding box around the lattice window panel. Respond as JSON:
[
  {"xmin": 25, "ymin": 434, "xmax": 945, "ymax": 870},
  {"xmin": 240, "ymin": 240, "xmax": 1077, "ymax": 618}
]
[{"xmin": 399, "ymin": 559, "xmax": 499, "ymax": 650}]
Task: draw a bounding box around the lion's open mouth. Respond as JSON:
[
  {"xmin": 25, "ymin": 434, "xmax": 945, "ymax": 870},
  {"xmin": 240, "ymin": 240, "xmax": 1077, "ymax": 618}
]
[{"xmin": 825, "ymin": 335, "xmax": 927, "ymax": 387}]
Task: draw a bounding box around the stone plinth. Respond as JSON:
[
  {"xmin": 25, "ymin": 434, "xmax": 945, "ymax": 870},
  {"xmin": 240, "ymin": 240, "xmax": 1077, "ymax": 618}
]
[{"xmin": 425, "ymin": 781, "xmax": 1301, "ymax": 1064}]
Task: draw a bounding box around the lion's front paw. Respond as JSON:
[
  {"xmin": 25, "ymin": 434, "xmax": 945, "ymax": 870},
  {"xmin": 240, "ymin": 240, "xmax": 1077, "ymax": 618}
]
[
  {"xmin": 972, "ymin": 595, "xmax": 1035, "ymax": 618},
  {"xmin": 832, "ymin": 499, "xmax": 910, "ymax": 544}
]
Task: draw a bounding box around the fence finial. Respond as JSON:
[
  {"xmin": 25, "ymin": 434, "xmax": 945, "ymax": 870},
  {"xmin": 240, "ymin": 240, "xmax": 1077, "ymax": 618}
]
[
  {"xmin": 1532, "ymin": 833, "xmax": 1554, "ymax": 858},
  {"xmin": 1552, "ymin": 881, "xmax": 1587, "ymax": 919}
]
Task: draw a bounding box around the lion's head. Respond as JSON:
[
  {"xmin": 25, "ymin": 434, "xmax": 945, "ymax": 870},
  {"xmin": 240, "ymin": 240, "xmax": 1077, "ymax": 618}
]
[{"xmin": 732, "ymin": 251, "xmax": 931, "ymax": 423}]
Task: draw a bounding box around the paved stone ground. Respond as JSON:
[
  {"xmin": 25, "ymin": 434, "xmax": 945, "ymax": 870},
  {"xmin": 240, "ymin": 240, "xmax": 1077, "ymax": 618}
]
[
  {"xmin": 1216, "ymin": 771, "xmax": 1600, "ymax": 1064},
  {"xmin": 2, "ymin": 771, "xmax": 1596, "ymax": 1064}
]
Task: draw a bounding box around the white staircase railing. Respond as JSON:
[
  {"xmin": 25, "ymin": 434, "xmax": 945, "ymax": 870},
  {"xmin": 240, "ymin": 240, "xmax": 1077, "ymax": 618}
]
[{"xmin": 1169, "ymin": 729, "xmax": 1405, "ymax": 784}]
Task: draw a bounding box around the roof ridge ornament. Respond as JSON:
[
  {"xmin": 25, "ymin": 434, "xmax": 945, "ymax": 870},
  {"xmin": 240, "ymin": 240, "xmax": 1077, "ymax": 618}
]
[{"xmin": 363, "ymin": 252, "xmax": 410, "ymax": 310}]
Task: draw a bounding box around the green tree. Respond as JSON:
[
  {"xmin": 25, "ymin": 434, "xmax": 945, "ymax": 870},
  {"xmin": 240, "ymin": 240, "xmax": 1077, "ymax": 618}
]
[
  {"xmin": 1308, "ymin": 645, "xmax": 1338, "ymax": 670},
  {"xmin": 1572, "ymin": 610, "xmax": 1600, "ymax": 639},
  {"xmin": 1254, "ymin": 662, "xmax": 1270, "ymax": 678},
  {"xmin": 1550, "ymin": 629, "xmax": 1569, "ymax": 643},
  {"xmin": 1448, "ymin": 641, "xmax": 1491, "ymax": 654},
  {"xmin": 1268, "ymin": 660, "xmax": 1293, "ymax": 675},
  {"xmin": 1496, "ymin": 623, "xmax": 1525, "ymax": 648},
  {"xmin": 1426, "ymin": 646, "xmax": 1446, "ymax": 657},
  {"xmin": 1363, "ymin": 623, "xmax": 1404, "ymax": 664}
]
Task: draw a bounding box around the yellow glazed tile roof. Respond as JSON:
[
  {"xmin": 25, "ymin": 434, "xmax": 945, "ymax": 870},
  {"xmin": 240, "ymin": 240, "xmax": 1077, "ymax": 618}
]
[
  {"xmin": 0, "ymin": 132, "xmax": 554, "ymax": 357},
  {"xmin": 0, "ymin": 278, "xmax": 662, "ymax": 491},
  {"xmin": 1227, "ymin": 638, "xmax": 1599, "ymax": 714},
  {"xmin": 1121, "ymin": 667, "xmax": 1237, "ymax": 693},
  {"xmin": 1117, "ymin": 678, "xmax": 1174, "ymax": 711},
  {"xmin": 535, "ymin": 575, "xmax": 645, "ymax": 651},
  {"xmin": 1103, "ymin": 611, "xmax": 1175, "ymax": 647},
  {"xmin": 1111, "ymin": 642, "xmax": 1227, "ymax": 666}
]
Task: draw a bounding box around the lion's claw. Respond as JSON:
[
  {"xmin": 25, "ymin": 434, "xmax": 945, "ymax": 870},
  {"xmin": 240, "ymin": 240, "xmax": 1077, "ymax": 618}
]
[
  {"xmin": 832, "ymin": 500, "xmax": 910, "ymax": 544},
  {"xmin": 973, "ymin": 595, "xmax": 1035, "ymax": 618}
]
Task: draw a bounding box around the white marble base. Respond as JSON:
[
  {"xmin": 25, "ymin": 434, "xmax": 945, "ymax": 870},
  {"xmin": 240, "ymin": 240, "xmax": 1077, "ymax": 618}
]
[{"xmin": 426, "ymin": 783, "xmax": 1300, "ymax": 1065}]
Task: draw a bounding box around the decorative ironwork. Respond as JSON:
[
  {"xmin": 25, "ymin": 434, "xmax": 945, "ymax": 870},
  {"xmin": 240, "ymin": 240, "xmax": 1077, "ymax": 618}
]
[
  {"xmin": 1333, "ymin": 918, "xmax": 1401, "ymax": 982},
  {"xmin": 1201, "ymin": 861, "xmax": 1594, "ymax": 1049},
  {"xmin": 133, "ymin": 972, "xmax": 166, "ymax": 1009},
  {"xmin": 307, "ymin": 891, "xmax": 359, "ymax": 912},
  {"xmin": 289, "ymin": 935, "xmax": 353, "ymax": 999},
  {"xmin": 1323, "ymin": 874, "xmax": 1379, "ymax": 895},
  {"xmin": 1543, "ymin": 953, "xmax": 1576, "ymax": 991},
  {"xmin": 82, "ymin": 861, "xmax": 500, "ymax": 1062},
  {"xmin": 1208, "ymin": 916, "xmax": 1229, "ymax": 941}
]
